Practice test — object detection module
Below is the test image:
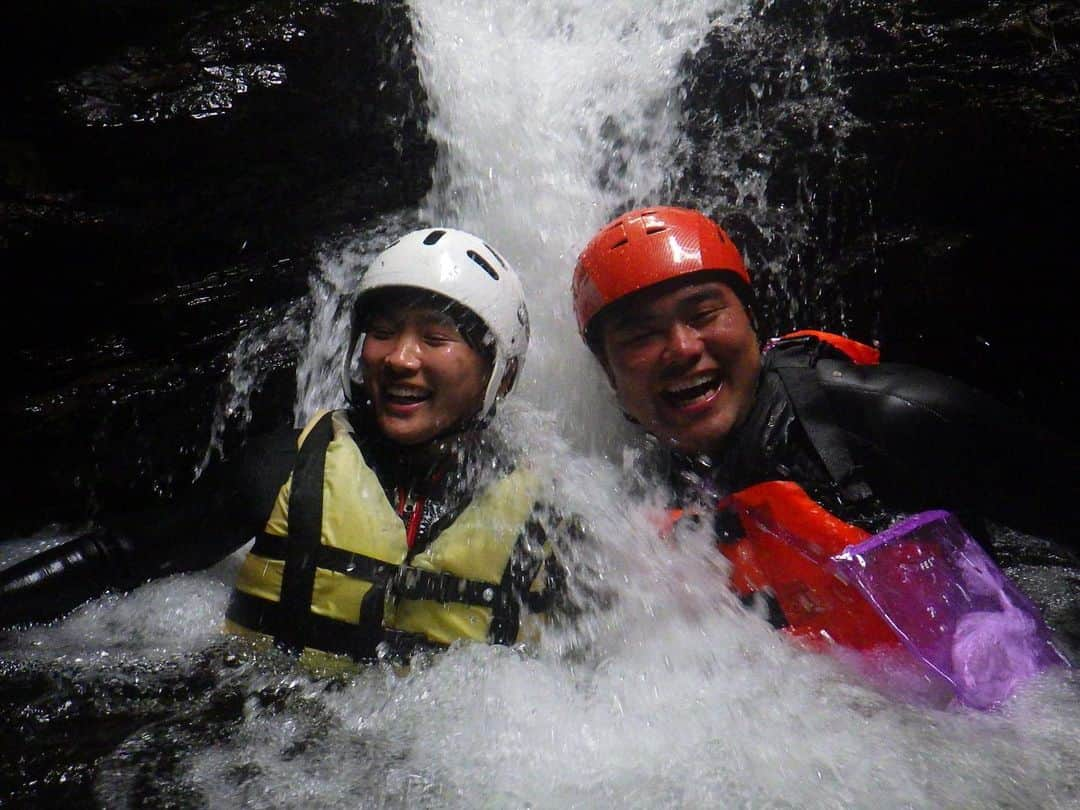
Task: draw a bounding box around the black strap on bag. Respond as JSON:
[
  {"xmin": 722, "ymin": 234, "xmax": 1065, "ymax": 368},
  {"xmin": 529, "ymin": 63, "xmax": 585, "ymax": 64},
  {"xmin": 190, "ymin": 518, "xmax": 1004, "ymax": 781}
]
[{"xmin": 764, "ymin": 335, "xmax": 873, "ymax": 505}]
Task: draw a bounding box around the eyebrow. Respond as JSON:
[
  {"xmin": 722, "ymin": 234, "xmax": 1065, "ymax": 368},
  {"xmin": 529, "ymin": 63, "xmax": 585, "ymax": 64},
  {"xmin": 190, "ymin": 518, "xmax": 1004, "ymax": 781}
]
[
  {"xmin": 369, "ymin": 308, "xmax": 458, "ymax": 327},
  {"xmin": 608, "ymin": 285, "xmax": 727, "ymax": 333},
  {"xmin": 420, "ymin": 311, "xmax": 464, "ymax": 332},
  {"xmin": 676, "ymin": 286, "xmax": 727, "ymax": 309},
  {"xmin": 609, "ymin": 309, "xmax": 660, "ymax": 334}
]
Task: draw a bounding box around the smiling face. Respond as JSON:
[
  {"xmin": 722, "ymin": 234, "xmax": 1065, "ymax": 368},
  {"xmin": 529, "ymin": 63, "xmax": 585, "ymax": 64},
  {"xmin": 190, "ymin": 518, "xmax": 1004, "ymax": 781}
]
[
  {"xmin": 360, "ymin": 302, "xmax": 491, "ymax": 446},
  {"xmin": 598, "ymin": 276, "xmax": 761, "ymax": 456}
]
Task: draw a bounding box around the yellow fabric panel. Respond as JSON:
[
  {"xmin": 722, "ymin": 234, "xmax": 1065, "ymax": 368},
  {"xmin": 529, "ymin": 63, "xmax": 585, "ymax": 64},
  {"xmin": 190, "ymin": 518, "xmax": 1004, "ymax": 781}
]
[
  {"xmin": 320, "ymin": 417, "xmax": 408, "ymax": 563},
  {"xmin": 263, "ymin": 473, "xmax": 292, "ymax": 538},
  {"xmin": 234, "ymin": 554, "xmax": 284, "ymax": 602},
  {"xmin": 411, "ymin": 469, "xmax": 539, "ymax": 584},
  {"xmin": 309, "ymin": 568, "xmax": 376, "ymax": 622},
  {"xmin": 223, "ymin": 619, "xmax": 362, "ymax": 676},
  {"xmin": 229, "ymin": 409, "xmax": 542, "ymax": 653},
  {"xmin": 389, "ymin": 599, "xmax": 493, "ymax": 644},
  {"xmin": 222, "ymin": 618, "xmax": 271, "ymax": 645}
]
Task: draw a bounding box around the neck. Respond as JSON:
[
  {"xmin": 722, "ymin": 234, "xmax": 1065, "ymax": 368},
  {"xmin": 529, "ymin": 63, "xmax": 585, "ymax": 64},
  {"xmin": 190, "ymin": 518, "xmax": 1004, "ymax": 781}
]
[{"xmin": 371, "ymin": 424, "xmax": 486, "ymax": 490}]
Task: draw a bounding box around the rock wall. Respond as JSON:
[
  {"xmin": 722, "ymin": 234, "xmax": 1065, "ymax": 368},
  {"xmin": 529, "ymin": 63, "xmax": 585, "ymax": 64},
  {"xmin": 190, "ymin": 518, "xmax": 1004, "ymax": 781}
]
[
  {"xmin": 2, "ymin": 0, "xmax": 1077, "ymax": 537},
  {"xmin": 2, "ymin": 0, "xmax": 434, "ymax": 535}
]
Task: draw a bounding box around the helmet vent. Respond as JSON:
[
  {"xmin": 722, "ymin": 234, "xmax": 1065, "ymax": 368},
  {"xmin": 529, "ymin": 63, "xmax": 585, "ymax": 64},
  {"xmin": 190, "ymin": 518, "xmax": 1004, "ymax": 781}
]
[
  {"xmin": 483, "ymin": 243, "xmax": 509, "ymax": 269},
  {"xmin": 644, "ymin": 225, "xmax": 667, "ymax": 235},
  {"xmin": 467, "ymin": 249, "xmax": 500, "ymax": 280},
  {"xmin": 610, "ymin": 237, "xmax": 629, "ymax": 249},
  {"xmin": 423, "ymin": 230, "xmax": 447, "ymax": 245}
]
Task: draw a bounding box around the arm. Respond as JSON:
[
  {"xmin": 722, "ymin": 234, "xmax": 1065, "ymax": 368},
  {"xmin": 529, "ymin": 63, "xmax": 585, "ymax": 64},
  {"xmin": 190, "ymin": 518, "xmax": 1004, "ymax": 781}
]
[
  {"xmin": 515, "ymin": 504, "xmax": 615, "ymax": 628},
  {"xmin": 0, "ymin": 426, "xmax": 299, "ymax": 628},
  {"xmin": 818, "ymin": 359, "xmax": 1078, "ymax": 552}
]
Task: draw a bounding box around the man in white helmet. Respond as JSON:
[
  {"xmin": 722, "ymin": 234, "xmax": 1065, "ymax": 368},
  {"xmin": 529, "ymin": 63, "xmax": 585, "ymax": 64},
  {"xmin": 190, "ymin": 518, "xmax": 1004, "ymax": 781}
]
[{"xmin": 0, "ymin": 228, "xmax": 570, "ymax": 665}]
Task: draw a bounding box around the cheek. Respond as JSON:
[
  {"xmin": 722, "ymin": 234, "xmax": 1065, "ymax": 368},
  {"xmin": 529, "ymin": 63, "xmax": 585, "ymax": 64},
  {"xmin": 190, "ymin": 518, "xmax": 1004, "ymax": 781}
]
[
  {"xmin": 460, "ymin": 365, "xmax": 487, "ymax": 403},
  {"xmin": 357, "ymin": 354, "xmax": 377, "ymax": 390},
  {"xmin": 606, "ymin": 342, "xmax": 660, "ymax": 384},
  {"xmin": 709, "ymin": 321, "xmax": 756, "ymax": 362},
  {"xmin": 610, "ymin": 366, "xmax": 654, "ymax": 417},
  {"xmin": 358, "ymin": 339, "xmax": 381, "ymax": 370},
  {"xmin": 440, "ymin": 349, "xmax": 489, "ymax": 403}
]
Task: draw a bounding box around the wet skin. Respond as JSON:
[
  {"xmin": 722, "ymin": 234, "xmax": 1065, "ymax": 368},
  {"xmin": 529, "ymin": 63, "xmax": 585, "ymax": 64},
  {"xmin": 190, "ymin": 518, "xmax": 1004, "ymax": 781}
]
[
  {"xmin": 361, "ymin": 306, "xmax": 490, "ymax": 446},
  {"xmin": 600, "ymin": 278, "xmax": 762, "ymax": 456}
]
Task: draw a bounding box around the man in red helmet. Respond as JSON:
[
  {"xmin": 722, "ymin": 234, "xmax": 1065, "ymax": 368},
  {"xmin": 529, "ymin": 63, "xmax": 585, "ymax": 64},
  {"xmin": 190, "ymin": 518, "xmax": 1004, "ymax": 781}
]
[
  {"xmin": 573, "ymin": 207, "xmax": 760, "ymax": 460},
  {"xmin": 572, "ymin": 206, "xmax": 1077, "ymax": 674}
]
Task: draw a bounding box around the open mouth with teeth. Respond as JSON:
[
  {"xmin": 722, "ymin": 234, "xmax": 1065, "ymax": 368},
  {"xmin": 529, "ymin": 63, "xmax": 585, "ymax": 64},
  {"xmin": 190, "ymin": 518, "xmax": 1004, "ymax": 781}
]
[
  {"xmin": 661, "ymin": 372, "xmax": 722, "ymax": 407},
  {"xmin": 384, "ymin": 385, "xmax": 432, "ymax": 406}
]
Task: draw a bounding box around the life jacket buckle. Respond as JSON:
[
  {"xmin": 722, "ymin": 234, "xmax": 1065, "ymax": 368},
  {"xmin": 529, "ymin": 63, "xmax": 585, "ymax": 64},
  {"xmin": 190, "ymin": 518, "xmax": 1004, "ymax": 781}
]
[{"xmin": 399, "ymin": 566, "xmax": 420, "ymax": 593}]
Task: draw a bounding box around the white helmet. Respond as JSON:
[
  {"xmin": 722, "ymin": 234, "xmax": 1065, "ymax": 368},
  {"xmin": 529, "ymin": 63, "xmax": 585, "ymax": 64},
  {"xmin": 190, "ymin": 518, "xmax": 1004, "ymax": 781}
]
[{"xmin": 343, "ymin": 227, "xmax": 530, "ymax": 418}]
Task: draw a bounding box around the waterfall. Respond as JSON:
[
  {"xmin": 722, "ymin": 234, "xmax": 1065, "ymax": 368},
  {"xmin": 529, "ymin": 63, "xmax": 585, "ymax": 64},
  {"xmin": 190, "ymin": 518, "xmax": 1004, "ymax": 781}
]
[
  {"xmin": 294, "ymin": 0, "xmax": 748, "ymax": 456},
  {"xmin": 5, "ymin": 4, "xmax": 1078, "ymax": 808}
]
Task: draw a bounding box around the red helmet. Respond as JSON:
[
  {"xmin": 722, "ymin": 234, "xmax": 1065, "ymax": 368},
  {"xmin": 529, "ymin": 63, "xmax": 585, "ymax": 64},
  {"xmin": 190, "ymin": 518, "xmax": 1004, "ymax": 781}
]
[{"xmin": 572, "ymin": 205, "xmax": 749, "ymax": 339}]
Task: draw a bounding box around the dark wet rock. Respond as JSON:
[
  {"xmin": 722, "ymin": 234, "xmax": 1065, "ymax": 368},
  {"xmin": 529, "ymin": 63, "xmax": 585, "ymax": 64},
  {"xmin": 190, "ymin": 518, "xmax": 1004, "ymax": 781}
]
[
  {"xmin": 3, "ymin": 0, "xmax": 1078, "ymax": 537},
  {"xmin": 682, "ymin": 0, "xmax": 1079, "ymax": 437},
  {"xmin": 2, "ymin": 0, "xmax": 435, "ymax": 536}
]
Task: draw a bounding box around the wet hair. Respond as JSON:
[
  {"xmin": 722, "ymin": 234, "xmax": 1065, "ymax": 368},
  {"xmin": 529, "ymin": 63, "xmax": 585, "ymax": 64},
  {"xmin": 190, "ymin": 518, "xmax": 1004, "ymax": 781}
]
[
  {"xmin": 356, "ymin": 287, "xmax": 496, "ymax": 367},
  {"xmin": 585, "ymin": 269, "xmax": 758, "ymax": 359}
]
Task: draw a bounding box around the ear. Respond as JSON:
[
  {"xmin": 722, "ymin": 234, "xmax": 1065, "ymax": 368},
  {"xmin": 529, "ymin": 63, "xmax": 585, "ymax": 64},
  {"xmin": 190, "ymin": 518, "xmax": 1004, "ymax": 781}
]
[
  {"xmin": 597, "ymin": 353, "xmax": 616, "ymax": 389},
  {"xmin": 599, "ymin": 356, "xmax": 635, "ymax": 422}
]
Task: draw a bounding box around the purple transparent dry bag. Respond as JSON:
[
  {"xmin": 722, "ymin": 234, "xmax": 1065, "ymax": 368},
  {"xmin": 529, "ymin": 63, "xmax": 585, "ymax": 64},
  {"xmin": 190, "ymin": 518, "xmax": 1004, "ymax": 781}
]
[{"xmin": 830, "ymin": 510, "xmax": 1070, "ymax": 710}]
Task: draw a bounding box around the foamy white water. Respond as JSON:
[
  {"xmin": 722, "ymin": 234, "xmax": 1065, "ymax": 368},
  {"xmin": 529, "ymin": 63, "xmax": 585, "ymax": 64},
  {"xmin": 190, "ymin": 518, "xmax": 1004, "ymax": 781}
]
[
  {"xmin": 406, "ymin": 0, "xmax": 749, "ymax": 455},
  {"xmin": 4, "ymin": 3, "xmax": 1079, "ymax": 808},
  {"xmin": 276, "ymin": 1, "xmax": 1080, "ymax": 805}
]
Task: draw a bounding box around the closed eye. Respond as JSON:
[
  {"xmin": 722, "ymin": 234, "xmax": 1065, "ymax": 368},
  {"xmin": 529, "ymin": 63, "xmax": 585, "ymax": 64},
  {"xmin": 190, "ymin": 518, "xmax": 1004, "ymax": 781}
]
[
  {"xmin": 613, "ymin": 326, "xmax": 662, "ymax": 347},
  {"xmin": 688, "ymin": 307, "xmax": 720, "ymax": 328},
  {"xmin": 424, "ymin": 329, "xmax": 464, "ymax": 346}
]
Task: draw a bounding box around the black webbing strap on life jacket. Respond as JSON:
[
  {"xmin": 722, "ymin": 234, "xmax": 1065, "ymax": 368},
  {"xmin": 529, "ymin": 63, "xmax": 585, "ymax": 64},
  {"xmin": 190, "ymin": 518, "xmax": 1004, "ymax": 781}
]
[
  {"xmin": 228, "ymin": 590, "xmax": 408, "ymax": 660},
  {"xmin": 256, "ymin": 530, "xmax": 504, "ymax": 612},
  {"xmin": 274, "ymin": 411, "xmax": 335, "ymax": 654},
  {"xmin": 253, "ymin": 533, "xmax": 399, "ymax": 583},
  {"xmin": 391, "ymin": 566, "xmax": 510, "ymax": 610},
  {"xmin": 764, "ymin": 335, "xmax": 873, "ymax": 505},
  {"xmin": 229, "ymin": 532, "xmax": 404, "ymax": 660}
]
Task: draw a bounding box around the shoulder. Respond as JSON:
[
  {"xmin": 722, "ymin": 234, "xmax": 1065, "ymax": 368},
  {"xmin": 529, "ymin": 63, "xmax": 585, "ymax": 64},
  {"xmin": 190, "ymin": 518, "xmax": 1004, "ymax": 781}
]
[{"xmin": 814, "ymin": 358, "xmax": 1016, "ymax": 432}]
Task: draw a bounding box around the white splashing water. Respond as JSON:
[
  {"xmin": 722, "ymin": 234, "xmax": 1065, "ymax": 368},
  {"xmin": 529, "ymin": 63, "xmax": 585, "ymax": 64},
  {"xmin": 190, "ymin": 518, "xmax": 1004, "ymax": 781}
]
[
  {"xmin": 296, "ymin": 0, "xmax": 747, "ymax": 453},
  {"xmin": 273, "ymin": 2, "xmax": 1080, "ymax": 805},
  {"xmin": 412, "ymin": 0, "xmax": 749, "ymax": 456},
  {"xmin": 214, "ymin": 1, "xmax": 1080, "ymax": 805},
  {"xmin": 6, "ymin": 3, "xmax": 1079, "ymax": 808}
]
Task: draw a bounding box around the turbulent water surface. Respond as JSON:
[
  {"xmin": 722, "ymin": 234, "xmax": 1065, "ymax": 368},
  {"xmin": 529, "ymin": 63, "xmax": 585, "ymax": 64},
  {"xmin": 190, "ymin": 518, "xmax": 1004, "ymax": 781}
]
[{"xmin": 2, "ymin": 1, "xmax": 1079, "ymax": 807}]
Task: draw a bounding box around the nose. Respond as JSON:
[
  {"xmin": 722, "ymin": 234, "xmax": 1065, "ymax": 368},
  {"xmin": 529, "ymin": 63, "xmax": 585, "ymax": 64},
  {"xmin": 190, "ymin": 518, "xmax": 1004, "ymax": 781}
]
[
  {"xmin": 385, "ymin": 332, "xmax": 423, "ymax": 372},
  {"xmin": 661, "ymin": 321, "xmax": 703, "ymax": 367}
]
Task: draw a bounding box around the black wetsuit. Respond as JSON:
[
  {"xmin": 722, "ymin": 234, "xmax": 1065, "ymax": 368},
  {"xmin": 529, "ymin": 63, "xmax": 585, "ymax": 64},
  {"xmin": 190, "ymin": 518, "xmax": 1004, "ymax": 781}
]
[
  {"xmin": 0, "ymin": 408, "xmax": 567, "ymax": 644},
  {"xmin": 670, "ymin": 334, "xmax": 1078, "ymax": 555}
]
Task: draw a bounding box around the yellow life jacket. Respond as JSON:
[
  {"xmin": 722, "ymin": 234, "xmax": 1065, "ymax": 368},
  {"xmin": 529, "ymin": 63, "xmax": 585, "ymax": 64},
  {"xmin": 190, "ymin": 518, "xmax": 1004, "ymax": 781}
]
[{"xmin": 224, "ymin": 410, "xmax": 544, "ymax": 664}]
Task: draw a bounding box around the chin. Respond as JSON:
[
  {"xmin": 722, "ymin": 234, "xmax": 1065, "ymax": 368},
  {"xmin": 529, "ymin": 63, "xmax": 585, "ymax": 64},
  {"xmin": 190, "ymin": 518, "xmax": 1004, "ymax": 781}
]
[
  {"xmin": 376, "ymin": 419, "xmax": 427, "ymax": 447},
  {"xmin": 664, "ymin": 422, "xmax": 732, "ymax": 457}
]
